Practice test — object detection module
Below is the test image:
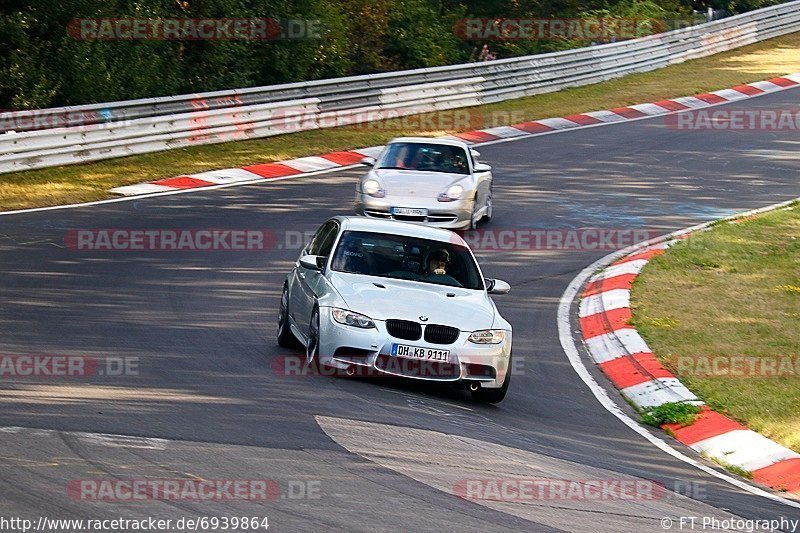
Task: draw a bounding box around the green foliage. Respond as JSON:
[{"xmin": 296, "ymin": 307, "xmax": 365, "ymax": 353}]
[
  {"xmin": 641, "ymin": 402, "xmax": 702, "ymax": 427},
  {"xmin": 727, "ymin": 0, "xmax": 784, "ymax": 13},
  {"xmin": 0, "ymin": 0, "xmax": 788, "ymax": 109}
]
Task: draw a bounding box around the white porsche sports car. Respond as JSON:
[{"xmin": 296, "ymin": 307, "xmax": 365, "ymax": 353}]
[
  {"xmin": 277, "ymin": 216, "xmax": 513, "ymax": 402},
  {"xmin": 354, "ymin": 137, "xmax": 493, "ymax": 230}
]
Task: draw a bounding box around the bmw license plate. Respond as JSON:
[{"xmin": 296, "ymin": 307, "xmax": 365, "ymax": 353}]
[
  {"xmin": 391, "ymin": 343, "xmax": 449, "ymax": 362},
  {"xmin": 391, "ymin": 207, "xmax": 427, "ymax": 217}
]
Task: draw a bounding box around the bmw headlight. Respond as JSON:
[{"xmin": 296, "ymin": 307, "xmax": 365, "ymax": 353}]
[
  {"xmin": 363, "ymin": 179, "xmax": 385, "ymax": 198},
  {"xmin": 332, "ymin": 308, "xmax": 376, "ymax": 329},
  {"xmin": 468, "ymin": 329, "xmax": 506, "ymax": 344},
  {"xmin": 437, "ymin": 184, "xmax": 464, "ymax": 202}
]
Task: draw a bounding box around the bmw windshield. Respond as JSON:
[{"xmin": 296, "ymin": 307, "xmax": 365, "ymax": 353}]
[
  {"xmin": 375, "ymin": 142, "xmax": 470, "ymax": 175},
  {"xmin": 331, "ymin": 230, "xmax": 484, "ymax": 290}
]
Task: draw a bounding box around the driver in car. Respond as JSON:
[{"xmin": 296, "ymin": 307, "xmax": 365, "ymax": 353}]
[{"xmin": 423, "ymin": 249, "xmax": 461, "ymax": 287}]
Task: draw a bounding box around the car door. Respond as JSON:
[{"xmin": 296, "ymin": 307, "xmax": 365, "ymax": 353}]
[{"xmin": 291, "ymin": 220, "xmax": 340, "ymax": 336}]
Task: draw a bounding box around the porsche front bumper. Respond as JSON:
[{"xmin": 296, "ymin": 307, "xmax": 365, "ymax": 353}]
[{"xmin": 355, "ymin": 194, "xmax": 474, "ymax": 230}]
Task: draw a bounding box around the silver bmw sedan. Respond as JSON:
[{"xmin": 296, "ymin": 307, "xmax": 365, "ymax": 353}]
[{"xmin": 277, "ymin": 216, "xmax": 513, "ymax": 402}]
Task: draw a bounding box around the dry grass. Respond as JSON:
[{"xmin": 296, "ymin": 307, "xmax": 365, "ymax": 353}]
[
  {"xmin": 2, "ymin": 32, "xmax": 800, "ymax": 211},
  {"xmin": 631, "ymin": 204, "xmax": 800, "ymax": 453}
]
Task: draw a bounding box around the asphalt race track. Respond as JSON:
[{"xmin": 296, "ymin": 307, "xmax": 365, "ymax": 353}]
[{"xmin": 1, "ymin": 87, "xmax": 799, "ymax": 531}]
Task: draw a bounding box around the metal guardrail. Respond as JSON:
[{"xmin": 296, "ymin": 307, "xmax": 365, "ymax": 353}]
[{"xmin": 1, "ymin": 1, "xmax": 798, "ymax": 174}]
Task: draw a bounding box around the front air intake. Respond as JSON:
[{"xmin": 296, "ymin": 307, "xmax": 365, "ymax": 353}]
[
  {"xmin": 386, "ymin": 319, "xmax": 422, "ymax": 341},
  {"xmin": 424, "ymin": 324, "xmax": 460, "ymax": 345}
]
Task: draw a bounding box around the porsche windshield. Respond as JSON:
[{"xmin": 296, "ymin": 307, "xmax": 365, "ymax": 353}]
[
  {"xmin": 331, "ymin": 230, "xmax": 484, "ymax": 290},
  {"xmin": 375, "ymin": 142, "xmax": 470, "ymax": 175}
]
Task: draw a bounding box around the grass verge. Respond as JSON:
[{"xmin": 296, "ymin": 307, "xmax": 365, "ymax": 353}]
[
  {"xmin": 2, "ymin": 32, "xmax": 800, "ymax": 211},
  {"xmin": 703, "ymin": 454, "xmax": 754, "ymax": 480},
  {"xmin": 631, "ymin": 203, "xmax": 800, "ymax": 453},
  {"xmin": 641, "ymin": 402, "xmax": 702, "ymax": 428}
]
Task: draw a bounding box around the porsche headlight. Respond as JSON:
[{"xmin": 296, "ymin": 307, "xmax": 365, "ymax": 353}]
[
  {"xmin": 437, "ymin": 184, "xmax": 464, "ymax": 202},
  {"xmin": 332, "ymin": 308, "xmax": 376, "ymax": 329},
  {"xmin": 363, "ymin": 179, "xmax": 385, "ymax": 198},
  {"xmin": 468, "ymin": 329, "xmax": 506, "ymax": 344}
]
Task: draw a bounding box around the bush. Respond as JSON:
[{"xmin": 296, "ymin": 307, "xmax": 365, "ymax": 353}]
[{"xmin": 0, "ymin": 0, "xmax": 787, "ymax": 109}]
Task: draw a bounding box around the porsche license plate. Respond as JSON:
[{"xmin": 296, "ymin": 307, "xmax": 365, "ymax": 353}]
[
  {"xmin": 391, "ymin": 344, "xmax": 449, "ymax": 362},
  {"xmin": 391, "ymin": 207, "xmax": 427, "ymax": 217}
]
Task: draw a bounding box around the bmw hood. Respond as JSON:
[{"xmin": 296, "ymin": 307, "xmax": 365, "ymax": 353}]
[
  {"xmin": 371, "ymin": 169, "xmax": 469, "ymax": 198},
  {"xmin": 328, "ymin": 272, "xmax": 497, "ymax": 331}
]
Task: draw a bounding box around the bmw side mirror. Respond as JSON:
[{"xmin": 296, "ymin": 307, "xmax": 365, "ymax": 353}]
[
  {"xmin": 360, "ymin": 157, "xmax": 376, "ymax": 167},
  {"xmin": 474, "ymin": 162, "xmax": 492, "ymax": 172},
  {"xmin": 486, "ymin": 278, "xmax": 510, "ymax": 294},
  {"xmin": 299, "ymin": 255, "xmax": 326, "ymax": 271}
]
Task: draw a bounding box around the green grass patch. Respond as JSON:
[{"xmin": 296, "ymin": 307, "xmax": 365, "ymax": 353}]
[
  {"xmin": 632, "ymin": 204, "xmax": 800, "ymax": 453},
  {"xmin": 641, "ymin": 402, "xmax": 702, "ymax": 427},
  {"xmin": 2, "ymin": 32, "xmax": 800, "ymax": 211},
  {"xmin": 702, "ymin": 454, "xmax": 754, "ymax": 480}
]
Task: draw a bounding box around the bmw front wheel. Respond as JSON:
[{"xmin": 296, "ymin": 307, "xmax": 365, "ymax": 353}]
[
  {"xmin": 277, "ymin": 284, "xmax": 297, "ymax": 348},
  {"xmin": 471, "ymin": 352, "xmax": 511, "ymax": 403},
  {"xmin": 305, "ymin": 306, "xmax": 320, "ymax": 367}
]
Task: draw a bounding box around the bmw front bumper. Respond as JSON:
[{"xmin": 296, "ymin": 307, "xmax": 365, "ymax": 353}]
[{"xmin": 316, "ymin": 307, "xmax": 512, "ymax": 389}]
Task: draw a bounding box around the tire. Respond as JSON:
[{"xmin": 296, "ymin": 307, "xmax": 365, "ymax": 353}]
[
  {"xmin": 305, "ymin": 306, "xmax": 320, "ymax": 367},
  {"xmin": 468, "ymin": 196, "xmax": 480, "ymax": 230},
  {"xmin": 277, "ymin": 284, "xmax": 297, "ymax": 348},
  {"xmin": 471, "ymin": 353, "xmax": 511, "ymax": 403},
  {"xmin": 482, "ymin": 187, "xmax": 493, "ymax": 223}
]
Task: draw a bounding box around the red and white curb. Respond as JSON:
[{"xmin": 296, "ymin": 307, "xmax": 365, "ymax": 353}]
[
  {"xmin": 110, "ymin": 73, "xmax": 800, "ymax": 196},
  {"xmin": 577, "ymin": 207, "xmax": 800, "ymax": 498},
  {"xmin": 110, "ymin": 147, "xmax": 385, "ymax": 196}
]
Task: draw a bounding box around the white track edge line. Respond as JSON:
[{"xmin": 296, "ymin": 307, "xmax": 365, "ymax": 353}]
[{"xmin": 557, "ymin": 197, "xmax": 800, "ymax": 510}]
